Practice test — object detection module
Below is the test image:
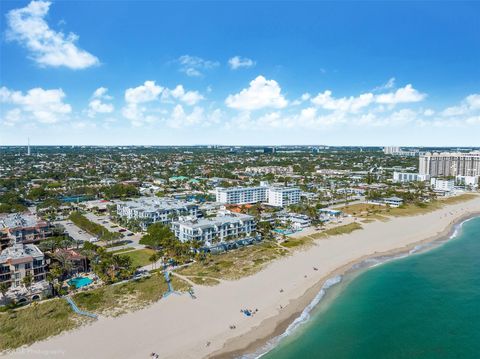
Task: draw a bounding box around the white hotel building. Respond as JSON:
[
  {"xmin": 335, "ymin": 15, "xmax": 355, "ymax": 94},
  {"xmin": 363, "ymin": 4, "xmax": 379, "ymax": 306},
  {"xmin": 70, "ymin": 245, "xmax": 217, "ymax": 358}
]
[
  {"xmin": 172, "ymin": 212, "xmax": 256, "ymax": 244},
  {"xmin": 215, "ymin": 184, "xmax": 301, "ymax": 207}
]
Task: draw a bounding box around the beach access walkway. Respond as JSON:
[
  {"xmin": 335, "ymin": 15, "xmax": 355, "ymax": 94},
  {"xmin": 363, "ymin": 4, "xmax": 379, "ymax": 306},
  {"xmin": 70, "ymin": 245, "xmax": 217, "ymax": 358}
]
[{"xmin": 64, "ymin": 296, "xmax": 98, "ymax": 319}]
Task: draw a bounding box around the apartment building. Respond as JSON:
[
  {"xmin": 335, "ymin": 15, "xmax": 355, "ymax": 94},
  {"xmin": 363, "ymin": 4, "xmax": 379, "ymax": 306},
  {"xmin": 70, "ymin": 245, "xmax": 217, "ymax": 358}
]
[
  {"xmin": 116, "ymin": 197, "xmax": 199, "ymax": 230},
  {"xmin": 0, "ymin": 213, "xmax": 51, "ymax": 248},
  {"xmin": 172, "ymin": 212, "xmax": 256, "ymax": 244},
  {"xmin": 392, "ymin": 172, "xmax": 430, "ymax": 183},
  {"xmin": 215, "ymin": 184, "xmax": 301, "ymax": 207},
  {"xmin": 267, "ymin": 187, "xmax": 301, "ymax": 207},
  {"xmin": 0, "ymin": 243, "xmax": 47, "ymax": 289},
  {"xmin": 419, "ymin": 152, "xmax": 480, "ymax": 177},
  {"xmin": 384, "ymin": 146, "xmax": 418, "ymax": 157},
  {"xmin": 244, "ymin": 166, "xmax": 294, "ymax": 175},
  {"xmin": 430, "ymin": 178, "xmax": 455, "ymax": 193},
  {"xmin": 215, "ymin": 186, "xmax": 268, "ymax": 205}
]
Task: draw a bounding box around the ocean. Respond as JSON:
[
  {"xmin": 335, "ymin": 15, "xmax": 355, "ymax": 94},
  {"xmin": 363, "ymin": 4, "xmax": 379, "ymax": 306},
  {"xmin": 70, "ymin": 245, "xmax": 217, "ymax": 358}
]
[{"xmin": 255, "ymin": 216, "xmax": 480, "ymax": 359}]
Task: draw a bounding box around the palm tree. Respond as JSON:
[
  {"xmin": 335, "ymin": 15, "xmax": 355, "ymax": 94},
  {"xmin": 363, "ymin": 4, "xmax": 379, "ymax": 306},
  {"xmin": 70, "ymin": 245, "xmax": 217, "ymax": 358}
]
[
  {"xmin": 149, "ymin": 252, "xmax": 161, "ymax": 270},
  {"xmin": 47, "ymin": 263, "xmax": 63, "ymax": 296},
  {"xmin": 0, "ymin": 282, "xmax": 9, "ymax": 303},
  {"xmin": 22, "ymin": 273, "xmax": 33, "ymax": 291}
]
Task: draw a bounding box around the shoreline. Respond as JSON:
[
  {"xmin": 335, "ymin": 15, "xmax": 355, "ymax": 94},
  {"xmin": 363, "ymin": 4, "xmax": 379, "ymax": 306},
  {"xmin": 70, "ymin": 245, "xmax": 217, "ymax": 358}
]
[
  {"xmin": 209, "ymin": 211, "xmax": 480, "ymax": 359},
  {"xmin": 4, "ymin": 196, "xmax": 480, "ymax": 359}
]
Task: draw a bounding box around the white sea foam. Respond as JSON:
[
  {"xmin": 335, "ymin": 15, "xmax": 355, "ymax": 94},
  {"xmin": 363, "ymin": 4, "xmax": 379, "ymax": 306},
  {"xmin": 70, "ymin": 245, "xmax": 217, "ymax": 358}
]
[{"xmin": 240, "ymin": 275, "xmax": 343, "ymax": 359}]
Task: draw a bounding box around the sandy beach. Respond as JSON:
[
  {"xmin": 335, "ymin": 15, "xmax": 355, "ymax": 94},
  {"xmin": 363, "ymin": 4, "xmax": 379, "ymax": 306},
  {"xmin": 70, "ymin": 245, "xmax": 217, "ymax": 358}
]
[{"xmin": 5, "ymin": 195, "xmax": 480, "ymax": 359}]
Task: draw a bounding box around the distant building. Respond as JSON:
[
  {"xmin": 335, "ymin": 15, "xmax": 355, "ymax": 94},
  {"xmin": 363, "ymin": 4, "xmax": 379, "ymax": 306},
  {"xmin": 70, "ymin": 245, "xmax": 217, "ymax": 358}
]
[
  {"xmin": 384, "ymin": 146, "xmax": 418, "ymax": 157},
  {"xmin": 244, "ymin": 166, "xmax": 293, "ymax": 175},
  {"xmin": 419, "ymin": 152, "xmax": 480, "ymax": 177},
  {"xmin": 383, "ymin": 146, "xmax": 401, "ymax": 155},
  {"xmin": 267, "ymin": 187, "xmax": 301, "ymax": 207},
  {"xmin": 0, "ymin": 244, "xmax": 47, "ymax": 289},
  {"xmin": 263, "ymin": 147, "xmax": 276, "ymax": 154},
  {"xmin": 116, "ymin": 197, "xmax": 199, "ymax": 230},
  {"xmin": 172, "ymin": 212, "xmax": 256, "ymax": 245},
  {"xmin": 392, "ymin": 172, "xmax": 429, "ymax": 183}
]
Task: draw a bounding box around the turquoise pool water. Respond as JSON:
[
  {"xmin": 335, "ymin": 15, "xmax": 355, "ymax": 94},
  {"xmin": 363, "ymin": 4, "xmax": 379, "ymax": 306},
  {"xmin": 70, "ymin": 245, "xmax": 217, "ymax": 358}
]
[{"xmin": 68, "ymin": 277, "xmax": 93, "ymax": 288}]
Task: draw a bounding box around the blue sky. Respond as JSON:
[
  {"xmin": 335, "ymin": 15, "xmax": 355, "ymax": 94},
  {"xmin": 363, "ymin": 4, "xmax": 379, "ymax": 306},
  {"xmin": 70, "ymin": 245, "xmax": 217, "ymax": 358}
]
[{"xmin": 1, "ymin": 1, "xmax": 479, "ymax": 146}]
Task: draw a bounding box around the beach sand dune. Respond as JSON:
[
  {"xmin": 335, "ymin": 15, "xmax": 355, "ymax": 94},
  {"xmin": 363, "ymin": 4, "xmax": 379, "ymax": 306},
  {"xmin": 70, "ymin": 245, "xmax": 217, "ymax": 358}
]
[{"xmin": 5, "ymin": 196, "xmax": 480, "ymax": 359}]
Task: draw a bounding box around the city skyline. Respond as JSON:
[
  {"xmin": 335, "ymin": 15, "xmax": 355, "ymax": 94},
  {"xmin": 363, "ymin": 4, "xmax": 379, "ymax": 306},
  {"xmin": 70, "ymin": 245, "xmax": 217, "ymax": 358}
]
[{"xmin": 1, "ymin": 1, "xmax": 479, "ymax": 146}]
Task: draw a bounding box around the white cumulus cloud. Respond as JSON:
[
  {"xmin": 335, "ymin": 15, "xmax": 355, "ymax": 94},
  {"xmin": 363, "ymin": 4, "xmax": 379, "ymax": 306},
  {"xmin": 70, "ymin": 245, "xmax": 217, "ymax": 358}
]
[
  {"xmin": 225, "ymin": 75, "xmax": 288, "ymax": 111},
  {"xmin": 0, "ymin": 86, "xmax": 71, "ymax": 124},
  {"xmin": 228, "ymin": 56, "xmax": 256, "ymax": 70},
  {"xmin": 162, "ymin": 85, "xmax": 204, "ymax": 106},
  {"xmin": 87, "ymin": 87, "xmax": 114, "ymax": 117},
  {"xmin": 177, "ymin": 55, "xmax": 219, "ymax": 77},
  {"xmin": 375, "ymin": 84, "xmax": 426, "ymax": 104},
  {"xmin": 6, "ymin": 1, "xmax": 99, "ymax": 69},
  {"xmin": 311, "ymin": 91, "xmax": 374, "ymax": 113}
]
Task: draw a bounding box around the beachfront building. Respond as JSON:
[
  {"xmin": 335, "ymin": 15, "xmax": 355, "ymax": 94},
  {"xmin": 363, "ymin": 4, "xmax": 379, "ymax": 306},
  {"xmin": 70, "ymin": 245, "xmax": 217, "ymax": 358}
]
[
  {"xmin": 319, "ymin": 209, "xmax": 343, "ymax": 221},
  {"xmin": 392, "ymin": 172, "xmax": 430, "ymax": 183},
  {"xmin": 383, "ymin": 197, "xmax": 404, "ymax": 207},
  {"xmin": 0, "ymin": 213, "xmax": 51, "ymax": 248},
  {"xmin": 116, "ymin": 197, "xmax": 199, "ymax": 230},
  {"xmin": 267, "ymin": 187, "xmax": 301, "ymax": 207},
  {"xmin": 456, "ymin": 175, "xmax": 479, "ymax": 188},
  {"xmin": 171, "ymin": 212, "xmax": 256, "ymax": 245},
  {"xmin": 430, "ymin": 178, "xmax": 455, "ymax": 193},
  {"xmin": 0, "ymin": 243, "xmax": 47, "ymax": 289},
  {"xmin": 277, "ymin": 213, "xmax": 311, "ymax": 230},
  {"xmin": 419, "ymin": 152, "xmax": 480, "ymax": 177},
  {"xmin": 215, "ymin": 185, "xmax": 268, "ymax": 205}
]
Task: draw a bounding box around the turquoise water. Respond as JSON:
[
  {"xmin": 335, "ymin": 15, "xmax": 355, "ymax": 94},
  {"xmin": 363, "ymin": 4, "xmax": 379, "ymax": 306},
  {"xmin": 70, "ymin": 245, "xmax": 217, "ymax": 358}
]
[
  {"xmin": 260, "ymin": 216, "xmax": 480, "ymax": 359},
  {"xmin": 68, "ymin": 277, "xmax": 93, "ymax": 289}
]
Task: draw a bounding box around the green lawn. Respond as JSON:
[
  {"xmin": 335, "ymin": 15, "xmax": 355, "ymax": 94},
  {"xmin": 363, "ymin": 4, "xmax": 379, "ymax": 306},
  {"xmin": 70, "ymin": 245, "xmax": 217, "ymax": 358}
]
[
  {"xmin": 108, "ymin": 246, "xmax": 136, "ymax": 255},
  {"xmin": 115, "ymin": 248, "xmax": 156, "ymax": 268}
]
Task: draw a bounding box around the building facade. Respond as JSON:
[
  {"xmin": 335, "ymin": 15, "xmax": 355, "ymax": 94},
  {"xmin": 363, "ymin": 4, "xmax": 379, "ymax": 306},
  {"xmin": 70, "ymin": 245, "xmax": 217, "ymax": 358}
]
[
  {"xmin": 392, "ymin": 172, "xmax": 430, "ymax": 183},
  {"xmin": 430, "ymin": 178, "xmax": 455, "ymax": 192},
  {"xmin": 0, "ymin": 244, "xmax": 47, "ymax": 289},
  {"xmin": 215, "ymin": 185, "xmax": 301, "ymax": 207},
  {"xmin": 0, "ymin": 213, "xmax": 51, "ymax": 248},
  {"xmin": 116, "ymin": 198, "xmax": 199, "ymax": 230},
  {"xmin": 215, "ymin": 186, "xmax": 268, "ymax": 205},
  {"xmin": 419, "ymin": 152, "xmax": 480, "ymax": 177},
  {"xmin": 267, "ymin": 187, "xmax": 301, "ymax": 207},
  {"xmin": 172, "ymin": 212, "xmax": 256, "ymax": 244}
]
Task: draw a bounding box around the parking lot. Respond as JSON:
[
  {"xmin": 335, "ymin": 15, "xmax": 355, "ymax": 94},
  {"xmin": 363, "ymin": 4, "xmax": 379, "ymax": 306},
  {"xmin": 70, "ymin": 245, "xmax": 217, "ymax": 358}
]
[
  {"xmin": 55, "ymin": 220, "xmax": 95, "ymax": 243},
  {"xmin": 83, "ymin": 212, "xmax": 144, "ymax": 249}
]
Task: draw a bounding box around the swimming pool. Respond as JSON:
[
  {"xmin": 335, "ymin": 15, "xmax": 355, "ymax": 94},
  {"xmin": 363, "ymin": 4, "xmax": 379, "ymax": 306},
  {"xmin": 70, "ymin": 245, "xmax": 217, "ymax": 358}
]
[{"xmin": 68, "ymin": 277, "xmax": 93, "ymax": 289}]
